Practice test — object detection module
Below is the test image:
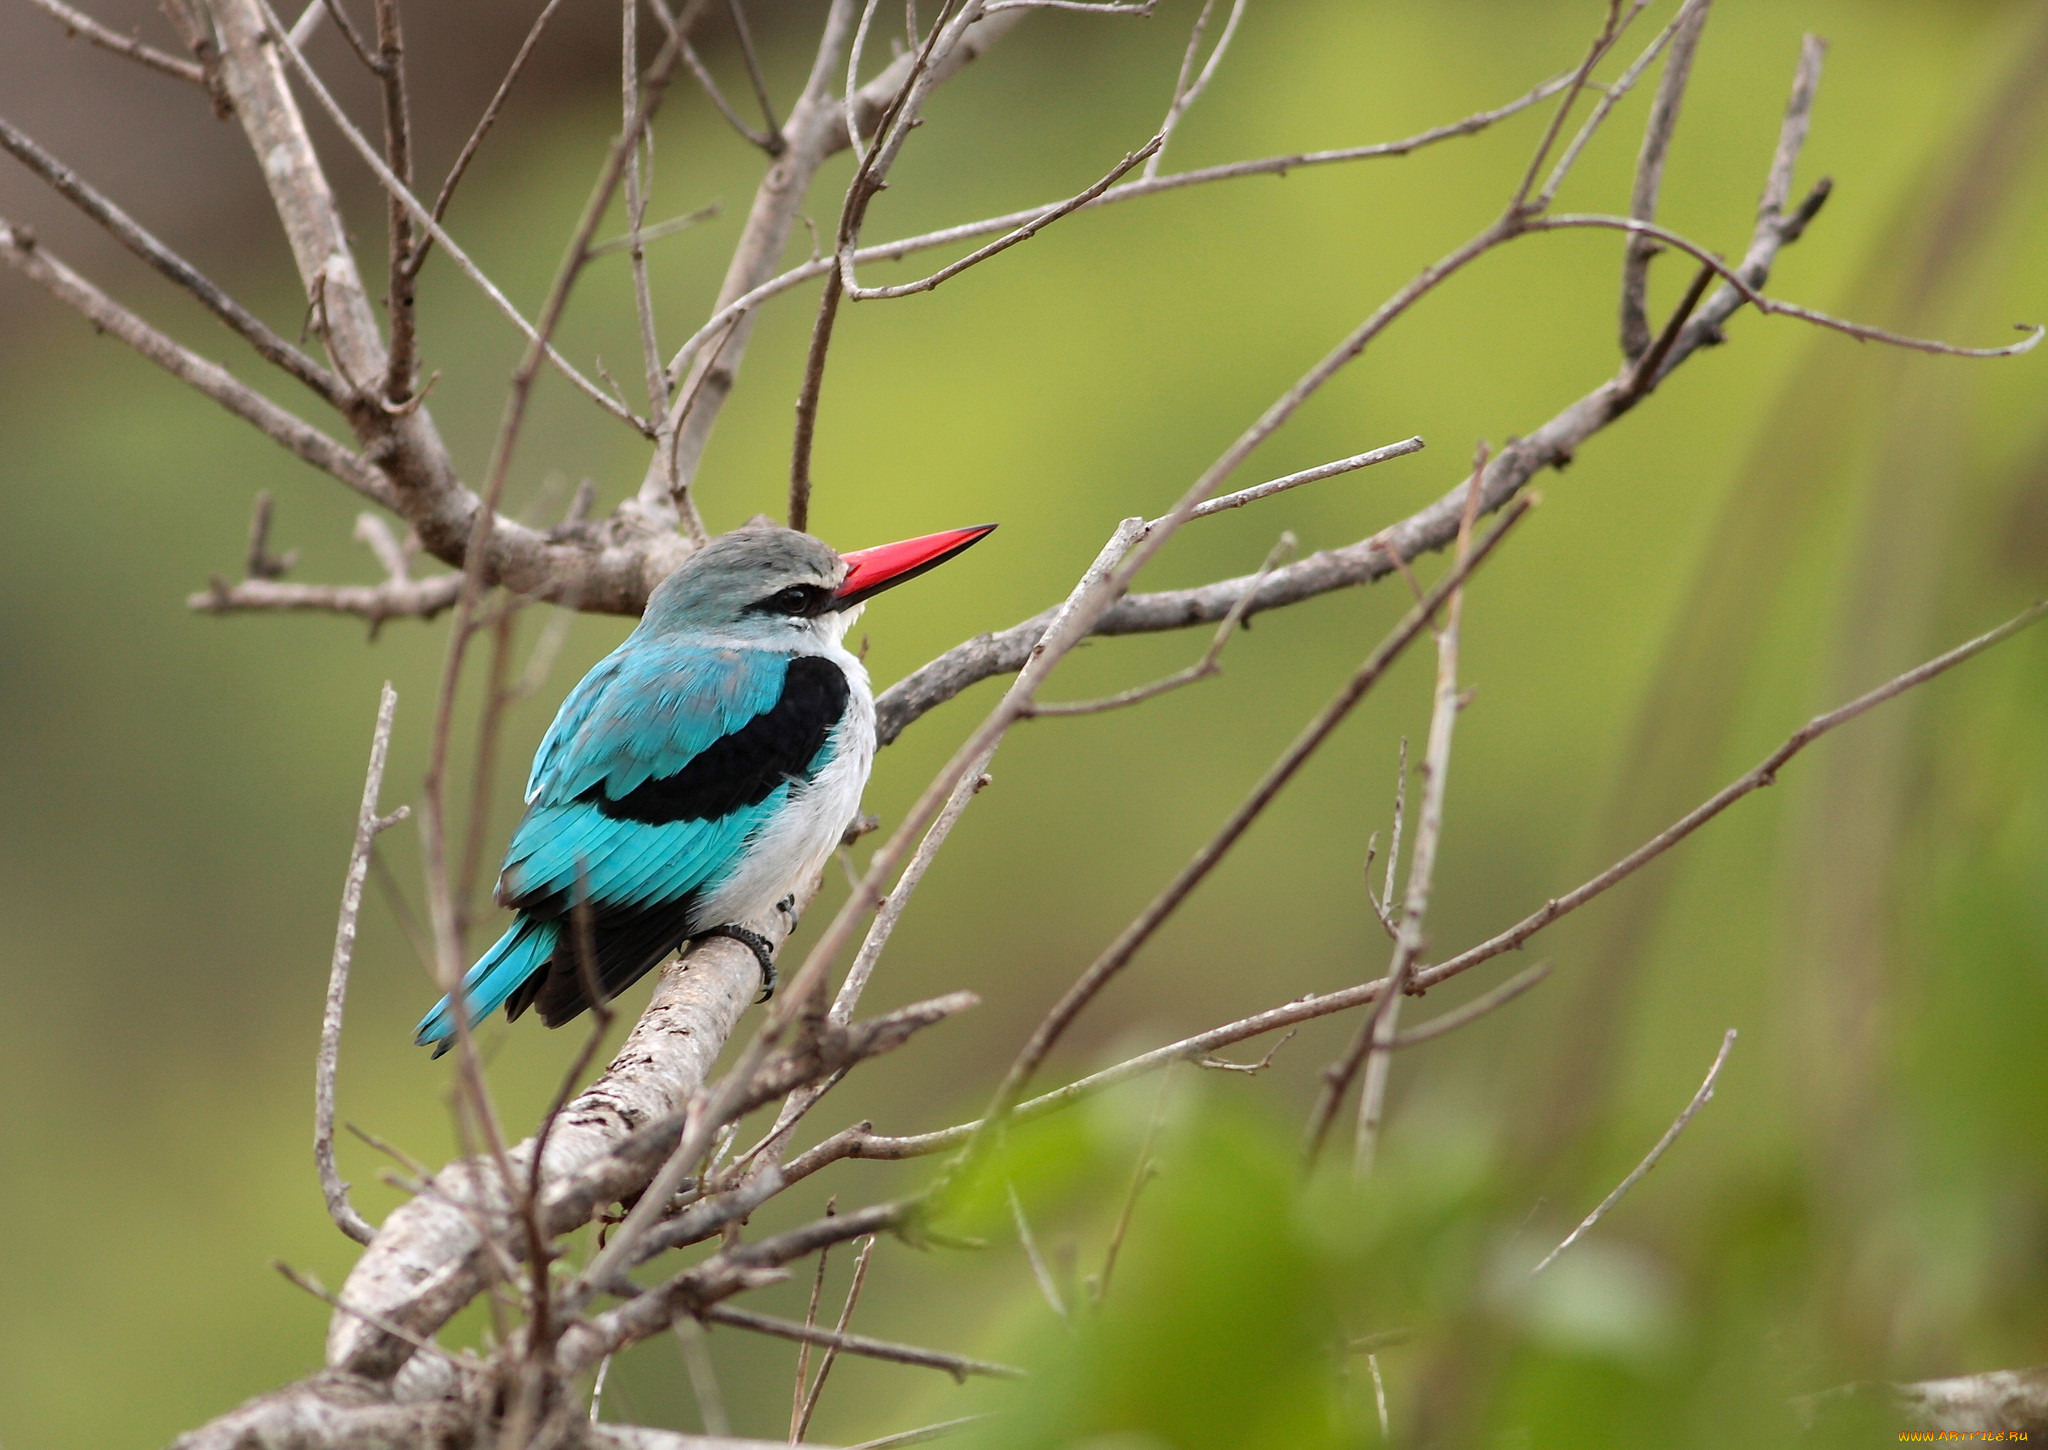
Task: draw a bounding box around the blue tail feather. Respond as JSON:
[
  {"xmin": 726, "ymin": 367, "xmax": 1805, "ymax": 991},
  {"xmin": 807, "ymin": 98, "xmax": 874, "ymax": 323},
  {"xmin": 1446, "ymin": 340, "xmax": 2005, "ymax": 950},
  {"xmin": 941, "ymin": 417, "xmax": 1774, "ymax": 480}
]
[{"xmin": 414, "ymin": 917, "xmax": 561, "ymax": 1055}]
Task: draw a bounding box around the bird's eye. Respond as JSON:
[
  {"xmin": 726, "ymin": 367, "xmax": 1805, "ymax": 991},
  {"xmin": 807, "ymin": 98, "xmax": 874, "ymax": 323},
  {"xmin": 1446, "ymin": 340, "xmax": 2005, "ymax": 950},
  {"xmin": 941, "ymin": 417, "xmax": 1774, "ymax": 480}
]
[{"xmin": 755, "ymin": 584, "xmax": 827, "ymax": 616}]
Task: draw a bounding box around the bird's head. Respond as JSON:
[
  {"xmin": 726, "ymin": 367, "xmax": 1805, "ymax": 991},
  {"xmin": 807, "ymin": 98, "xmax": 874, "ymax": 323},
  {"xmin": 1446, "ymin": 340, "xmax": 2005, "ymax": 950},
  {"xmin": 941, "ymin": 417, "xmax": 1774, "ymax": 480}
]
[{"xmin": 640, "ymin": 522, "xmax": 996, "ymax": 650}]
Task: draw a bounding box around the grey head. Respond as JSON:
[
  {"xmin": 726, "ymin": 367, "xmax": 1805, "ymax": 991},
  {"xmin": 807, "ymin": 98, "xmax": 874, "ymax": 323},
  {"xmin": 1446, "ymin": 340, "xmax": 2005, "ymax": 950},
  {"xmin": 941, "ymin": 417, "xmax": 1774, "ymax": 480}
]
[{"xmin": 638, "ymin": 525, "xmax": 852, "ymax": 650}]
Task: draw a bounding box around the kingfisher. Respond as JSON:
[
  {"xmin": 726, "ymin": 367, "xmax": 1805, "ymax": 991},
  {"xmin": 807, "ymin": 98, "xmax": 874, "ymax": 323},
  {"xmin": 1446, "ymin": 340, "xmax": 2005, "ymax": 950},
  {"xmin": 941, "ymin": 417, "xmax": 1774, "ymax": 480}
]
[{"xmin": 414, "ymin": 522, "xmax": 995, "ymax": 1053}]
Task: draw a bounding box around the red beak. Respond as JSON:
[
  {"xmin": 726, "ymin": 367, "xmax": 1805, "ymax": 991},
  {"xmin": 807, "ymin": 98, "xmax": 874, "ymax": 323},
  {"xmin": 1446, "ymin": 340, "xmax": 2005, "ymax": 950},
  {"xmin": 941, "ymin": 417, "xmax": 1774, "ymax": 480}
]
[{"xmin": 834, "ymin": 524, "xmax": 997, "ymax": 608}]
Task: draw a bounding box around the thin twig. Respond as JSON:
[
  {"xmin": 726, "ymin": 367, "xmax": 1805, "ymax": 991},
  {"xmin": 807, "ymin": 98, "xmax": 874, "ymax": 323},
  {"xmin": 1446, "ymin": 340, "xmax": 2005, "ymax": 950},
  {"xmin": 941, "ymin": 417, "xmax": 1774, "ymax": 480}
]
[
  {"xmin": 1528, "ymin": 1028, "xmax": 1736, "ymax": 1276},
  {"xmin": 0, "ymin": 220, "xmax": 394, "ymax": 507},
  {"xmin": 1196, "ymin": 1027, "xmax": 1296, "ymax": 1074},
  {"xmin": 843, "ymin": 1416, "xmax": 993, "ymax": 1450},
  {"xmin": 625, "ymin": 0, "xmax": 672, "ymax": 418},
  {"xmin": 704, "ymin": 1305, "xmax": 1023, "ymax": 1381},
  {"xmin": 317, "ymin": 683, "xmax": 406, "ymax": 1245},
  {"xmin": 1189, "ymin": 438, "xmax": 1426, "ymax": 518},
  {"xmin": 1330, "ymin": 470, "xmax": 1477, "ymax": 1177},
  {"xmin": 1008, "ymin": 1180, "xmax": 1067, "ymax": 1321},
  {"xmin": 1507, "ymin": 0, "xmax": 1644, "ymax": 215},
  {"xmin": 0, "ymin": 116, "xmax": 345, "ymax": 405},
  {"xmin": 1533, "ymin": 0, "xmax": 1701, "ymax": 212},
  {"xmin": 830, "ymin": 600, "xmax": 2048, "ymax": 1166},
  {"xmin": 1144, "ymin": 0, "xmax": 1244, "ymax": 180},
  {"xmin": 1027, "ymin": 532, "xmax": 1293, "ymax": 717},
  {"xmin": 793, "ymin": 1235, "xmax": 876, "ymax": 1439},
  {"xmin": 827, "ymin": 521, "xmax": 1140, "ymax": 1035},
  {"xmin": 1530, "ymin": 212, "xmax": 2044, "ymax": 359},
  {"xmin": 589, "ymin": 203, "xmax": 723, "ymax": 255},
  {"xmin": 1094, "ymin": 1070, "xmax": 1171, "ymax": 1302},
  {"xmin": 412, "ymin": 0, "xmax": 569, "ymax": 273},
  {"xmin": 970, "ymin": 499, "xmax": 1534, "ymax": 1176},
  {"xmin": 274, "ymin": 1262, "xmax": 472, "ymax": 1371},
  {"xmin": 726, "ymin": 0, "xmax": 783, "ymax": 143},
  {"xmin": 255, "ymin": 0, "xmax": 654, "ymax": 432},
  {"xmin": 681, "ymin": 40, "xmax": 779, "ymax": 151},
  {"xmin": 839, "ymin": 133, "xmax": 1163, "ymax": 300},
  {"xmin": 373, "ymin": 0, "xmax": 418, "ymax": 404},
  {"xmin": 655, "ymin": 66, "xmax": 1584, "ymax": 408},
  {"xmin": 23, "ymin": 0, "xmax": 206, "ymax": 83},
  {"xmin": 1387, "ymin": 961, "xmax": 1551, "ymax": 1048},
  {"xmin": 789, "ymin": 1207, "xmax": 836, "ymax": 1442},
  {"xmin": 675, "ymin": 1319, "xmax": 732, "ymax": 1437},
  {"xmin": 1620, "ymin": 0, "xmax": 1712, "ymax": 358},
  {"xmin": 317, "ymin": 0, "xmax": 381, "ymax": 72}
]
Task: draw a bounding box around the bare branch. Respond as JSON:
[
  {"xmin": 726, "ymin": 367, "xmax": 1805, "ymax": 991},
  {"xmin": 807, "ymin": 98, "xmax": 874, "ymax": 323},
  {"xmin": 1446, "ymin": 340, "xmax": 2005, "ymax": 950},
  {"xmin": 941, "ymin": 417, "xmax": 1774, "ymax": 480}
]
[
  {"xmin": 1620, "ymin": 0, "xmax": 1712, "ymax": 357},
  {"xmin": 1414, "ymin": 598, "xmax": 2048, "ymax": 996},
  {"xmin": 843, "ymin": 1414, "xmax": 993, "ymax": 1449},
  {"xmin": 725, "ymin": 0, "xmax": 782, "ymax": 143},
  {"xmin": 1144, "ymin": 0, "xmax": 1243, "ymax": 180},
  {"xmin": 317, "ymin": 683, "xmax": 407, "ymax": 1246},
  {"xmin": 792, "ymin": 1234, "xmax": 875, "ymax": 1439},
  {"xmin": 0, "ymin": 116, "xmax": 346, "ymax": 405},
  {"xmin": 680, "ymin": 40, "xmax": 779, "ymax": 152},
  {"xmin": 970, "ymin": 498, "xmax": 1533, "ymax": 1172},
  {"xmin": 191, "ymin": 571, "xmax": 462, "ymax": 622},
  {"xmin": 0, "ymin": 219, "xmax": 394, "ymax": 507},
  {"xmin": 1008, "ymin": 1180, "xmax": 1068, "ymax": 1321},
  {"xmin": 1507, "ymin": 0, "xmax": 1646, "ymax": 214},
  {"xmin": 838, "ymin": 132, "xmax": 1163, "ymax": 300},
  {"xmin": 1533, "ymin": 0, "xmax": 1703, "ymax": 213},
  {"xmin": 252, "ymin": 0, "xmax": 652, "ymax": 432},
  {"xmin": 1528, "ymin": 1029, "xmax": 1736, "ymax": 1276},
  {"xmin": 1189, "ymin": 437, "xmax": 1425, "ymax": 517},
  {"xmin": 590, "ymin": 203, "xmax": 723, "ymax": 256},
  {"xmin": 700, "ymin": 1304, "xmax": 1023, "ymax": 1382},
  {"xmin": 24, "ymin": 0, "xmax": 207, "ymax": 84},
  {"xmin": 412, "ymin": 0, "xmax": 569, "ymax": 273},
  {"xmin": 1316, "ymin": 468, "xmax": 1480, "ymax": 1175},
  {"xmin": 1094, "ymin": 1071, "xmax": 1170, "ymax": 1300},
  {"xmin": 1025, "ymin": 532, "xmax": 1293, "ymax": 717},
  {"xmin": 652, "ymin": 67, "xmax": 1582, "ymax": 406},
  {"xmin": 1532, "ymin": 212, "xmax": 2043, "ymax": 359},
  {"xmin": 632, "ymin": 2, "xmax": 1029, "ymax": 527},
  {"xmin": 827, "ymin": 601, "xmax": 2048, "ymax": 1180},
  {"xmin": 373, "ymin": 0, "xmax": 419, "ymax": 405},
  {"xmin": 1387, "ymin": 961, "xmax": 1551, "ymax": 1048}
]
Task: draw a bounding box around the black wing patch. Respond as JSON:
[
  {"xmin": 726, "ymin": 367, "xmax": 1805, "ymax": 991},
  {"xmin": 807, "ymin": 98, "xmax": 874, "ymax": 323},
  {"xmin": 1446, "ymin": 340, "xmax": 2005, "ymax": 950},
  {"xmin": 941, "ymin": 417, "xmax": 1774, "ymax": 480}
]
[
  {"xmin": 585, "ymin": 654, "xmax": 850, "ymax": 825},
  {"xmin": 504, "ymin": 893, "xmax": 703, "ymax": 1028}
]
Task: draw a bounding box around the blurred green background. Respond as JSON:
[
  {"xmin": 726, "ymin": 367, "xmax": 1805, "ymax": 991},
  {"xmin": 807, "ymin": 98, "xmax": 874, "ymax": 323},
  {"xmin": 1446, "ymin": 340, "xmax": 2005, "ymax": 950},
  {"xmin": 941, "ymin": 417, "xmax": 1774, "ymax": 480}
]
[{"xmin": 1, "ymin": 0, "xmax": 2045, "ymax": 1444}]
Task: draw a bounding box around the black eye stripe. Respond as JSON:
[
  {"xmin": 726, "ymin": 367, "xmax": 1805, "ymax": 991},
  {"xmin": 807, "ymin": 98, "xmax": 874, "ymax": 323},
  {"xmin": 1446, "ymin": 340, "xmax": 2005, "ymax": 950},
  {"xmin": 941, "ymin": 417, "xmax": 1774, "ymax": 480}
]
[{"xmin": 750, "ymin": 583, "xmax": 830, "ymax": 616}]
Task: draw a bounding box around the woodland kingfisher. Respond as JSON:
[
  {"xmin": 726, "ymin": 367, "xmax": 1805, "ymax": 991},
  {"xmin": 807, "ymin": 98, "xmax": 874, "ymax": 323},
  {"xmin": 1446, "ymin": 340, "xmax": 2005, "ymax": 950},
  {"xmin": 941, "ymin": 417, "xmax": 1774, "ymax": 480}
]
[{"xmin": 414, "ymin": 521, "xmax": 995, "ymax": 1053}]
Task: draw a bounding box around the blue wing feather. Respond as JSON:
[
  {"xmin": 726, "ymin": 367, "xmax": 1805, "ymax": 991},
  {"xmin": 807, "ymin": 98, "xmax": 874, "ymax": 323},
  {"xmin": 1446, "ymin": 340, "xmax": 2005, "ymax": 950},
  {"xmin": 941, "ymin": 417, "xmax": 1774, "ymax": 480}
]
[{"xmin": 501, "ymin": 643, "xmax": 793, "ymax": 915}]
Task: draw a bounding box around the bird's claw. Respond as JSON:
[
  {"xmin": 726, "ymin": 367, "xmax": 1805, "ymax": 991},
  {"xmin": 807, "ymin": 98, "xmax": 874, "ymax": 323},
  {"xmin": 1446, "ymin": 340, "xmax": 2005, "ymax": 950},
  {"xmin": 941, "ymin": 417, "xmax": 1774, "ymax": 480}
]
[{"xmin": 702, "ymin": 923, "xmax": 777, "ymax": 1002}]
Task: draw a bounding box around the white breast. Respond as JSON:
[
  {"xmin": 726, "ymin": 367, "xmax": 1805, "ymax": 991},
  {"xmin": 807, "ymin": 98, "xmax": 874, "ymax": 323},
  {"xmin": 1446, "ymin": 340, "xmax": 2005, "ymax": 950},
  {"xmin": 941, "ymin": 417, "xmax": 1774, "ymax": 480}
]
[{"xmin": 689, "ymin": 646, "xmax": 875, "ymax": 933}]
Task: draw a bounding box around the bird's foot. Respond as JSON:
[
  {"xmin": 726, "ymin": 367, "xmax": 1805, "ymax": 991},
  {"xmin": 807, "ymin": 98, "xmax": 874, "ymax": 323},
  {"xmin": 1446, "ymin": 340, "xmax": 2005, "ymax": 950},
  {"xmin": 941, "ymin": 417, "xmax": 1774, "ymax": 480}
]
[
  {"xmin": 775, "ymin": 893, "xmax": 799, "ymax": 927},
  {"xmin": 701, "ymin": 923, "xmax": 777, "ymax": 1002}
]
